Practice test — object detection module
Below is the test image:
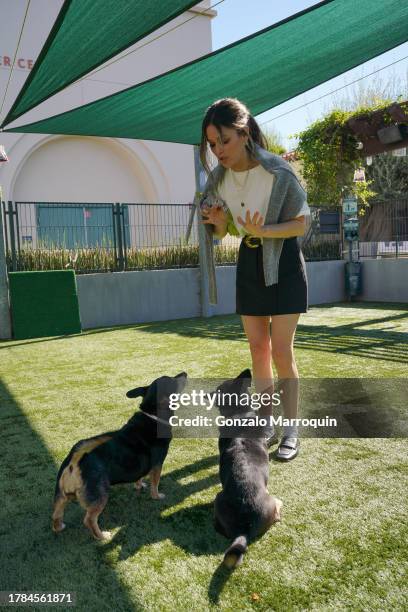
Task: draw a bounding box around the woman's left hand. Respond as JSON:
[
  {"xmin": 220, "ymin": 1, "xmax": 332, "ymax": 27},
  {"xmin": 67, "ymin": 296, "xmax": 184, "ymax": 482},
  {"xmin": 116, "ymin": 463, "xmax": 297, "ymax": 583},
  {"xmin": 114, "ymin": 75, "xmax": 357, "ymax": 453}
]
[{"xmin": 237, "ymin": 210, "xmax": 265, "ymax": 237}]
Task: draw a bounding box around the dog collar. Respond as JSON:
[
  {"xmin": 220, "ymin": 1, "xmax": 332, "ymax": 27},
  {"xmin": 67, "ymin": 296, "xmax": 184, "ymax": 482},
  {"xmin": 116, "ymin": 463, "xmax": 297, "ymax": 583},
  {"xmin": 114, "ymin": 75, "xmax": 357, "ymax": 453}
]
[{"xmin": 142, "ymin": 412, "xmax": 171, "ymax": 428}]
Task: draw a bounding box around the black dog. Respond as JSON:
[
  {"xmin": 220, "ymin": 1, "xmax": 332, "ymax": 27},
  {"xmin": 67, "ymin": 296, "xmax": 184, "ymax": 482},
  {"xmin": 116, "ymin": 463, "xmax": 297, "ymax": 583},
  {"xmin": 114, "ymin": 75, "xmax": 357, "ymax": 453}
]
[
  {"xmin": 52, "ymin": 372, "xmax": 187, "ymax": 540},
  {"xmin": 214, "ymin": 369, "xmax": 282, "ymax": 568}
]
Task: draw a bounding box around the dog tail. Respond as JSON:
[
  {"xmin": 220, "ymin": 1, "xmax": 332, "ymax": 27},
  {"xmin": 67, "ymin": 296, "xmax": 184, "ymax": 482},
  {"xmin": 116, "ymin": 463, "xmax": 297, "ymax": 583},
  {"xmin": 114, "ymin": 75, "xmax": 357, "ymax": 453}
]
[
  {"xmin": 69, "ymin": 434, "xmax": 113, "ymax": 468},
  {"xmin": 223, "ymin": 534, "xmax": 248, "ymax": 569},
  {"xmin": 56, "ymin": 434, "xmax": 113, "ymax": 498}
]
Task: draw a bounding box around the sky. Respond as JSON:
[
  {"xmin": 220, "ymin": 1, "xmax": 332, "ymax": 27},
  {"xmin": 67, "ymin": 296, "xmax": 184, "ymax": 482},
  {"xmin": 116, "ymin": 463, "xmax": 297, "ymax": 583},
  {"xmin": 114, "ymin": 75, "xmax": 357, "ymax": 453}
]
[{"xmin": 211, "ymin": 0, "xmax": 408, "ymax": 150}]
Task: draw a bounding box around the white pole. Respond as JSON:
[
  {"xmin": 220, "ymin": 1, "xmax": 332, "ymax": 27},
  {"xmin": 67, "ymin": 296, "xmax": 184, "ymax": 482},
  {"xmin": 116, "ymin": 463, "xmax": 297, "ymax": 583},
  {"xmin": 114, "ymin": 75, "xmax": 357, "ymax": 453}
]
[{"xmin": 0, "ymin": 186, "xmax": 12, "ymax": 339}]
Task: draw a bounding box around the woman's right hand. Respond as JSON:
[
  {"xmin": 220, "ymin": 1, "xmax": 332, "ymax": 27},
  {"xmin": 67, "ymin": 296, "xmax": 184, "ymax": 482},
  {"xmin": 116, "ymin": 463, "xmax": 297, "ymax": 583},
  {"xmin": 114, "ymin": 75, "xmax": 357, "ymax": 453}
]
[{"xmin": 201, "ymin": 205, "xmax": 228, "ymax": 226}]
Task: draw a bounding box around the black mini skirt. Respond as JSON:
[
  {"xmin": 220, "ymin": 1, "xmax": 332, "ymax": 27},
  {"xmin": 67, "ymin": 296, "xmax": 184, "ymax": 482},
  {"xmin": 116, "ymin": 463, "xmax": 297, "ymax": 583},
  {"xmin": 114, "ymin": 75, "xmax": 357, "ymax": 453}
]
[{"xmin": 236, "ymin": 237, "xmax": 308, "ymax": 316}]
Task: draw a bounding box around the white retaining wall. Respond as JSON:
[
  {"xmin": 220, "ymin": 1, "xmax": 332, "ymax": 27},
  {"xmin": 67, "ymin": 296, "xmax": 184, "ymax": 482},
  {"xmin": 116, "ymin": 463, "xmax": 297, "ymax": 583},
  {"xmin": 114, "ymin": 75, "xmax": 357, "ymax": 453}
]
[
  {"xmin": 359, "ymin": 259, "xmax": 408, "ymax": 303},
  {"xmin": 76, "ymin": 260, "xmax": 348, "ymax": 329}
]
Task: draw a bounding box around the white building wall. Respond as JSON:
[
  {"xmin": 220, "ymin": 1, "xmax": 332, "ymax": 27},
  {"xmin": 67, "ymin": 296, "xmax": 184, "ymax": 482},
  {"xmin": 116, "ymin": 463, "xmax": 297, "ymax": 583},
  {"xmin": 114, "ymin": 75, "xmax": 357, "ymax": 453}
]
[{"xmin": 0, "ymin": 1, "xmax": 215, "ymax": 206}]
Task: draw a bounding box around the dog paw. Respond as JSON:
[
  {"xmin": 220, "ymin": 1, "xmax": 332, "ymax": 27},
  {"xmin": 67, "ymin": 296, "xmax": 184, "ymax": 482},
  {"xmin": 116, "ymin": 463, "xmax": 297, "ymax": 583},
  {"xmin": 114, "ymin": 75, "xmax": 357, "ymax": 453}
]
[
  {"xmin": 134, "ymin": 479, "xmax": 148, "ymax": 493},
  {"xmin": 151, "ymin": 492, "xmax": 165, "ymax": 500},
  {"xmin": 96, "ymin": 530, "xmax": 112, "ymax": 541},
  {"xmin": 52, "ymin": 521, "xmax": 66, "ymax": 533}
]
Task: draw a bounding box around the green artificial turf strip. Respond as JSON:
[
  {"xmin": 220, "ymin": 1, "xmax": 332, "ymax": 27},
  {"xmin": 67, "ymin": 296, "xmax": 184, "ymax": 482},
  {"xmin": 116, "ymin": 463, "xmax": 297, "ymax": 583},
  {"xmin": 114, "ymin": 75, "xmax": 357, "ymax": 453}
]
[
  {"xmin": 8, "ymin": 270, "xmax": 81, "ymax": 340},
  {"xmin": 0, "ymin": 302, "xmax": 407, "ymax": 611}
]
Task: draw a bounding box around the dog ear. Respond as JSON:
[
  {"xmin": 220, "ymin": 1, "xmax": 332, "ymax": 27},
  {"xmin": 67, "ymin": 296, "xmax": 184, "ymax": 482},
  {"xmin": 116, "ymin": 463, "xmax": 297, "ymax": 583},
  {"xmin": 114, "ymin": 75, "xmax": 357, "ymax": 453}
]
[
  {"xmin": 237, "ymin": 368, "xmax": 252, "ymax": 381},
  {"xmin": 126, "ymin": 386, "xmax": 148, "ymax": 398}
]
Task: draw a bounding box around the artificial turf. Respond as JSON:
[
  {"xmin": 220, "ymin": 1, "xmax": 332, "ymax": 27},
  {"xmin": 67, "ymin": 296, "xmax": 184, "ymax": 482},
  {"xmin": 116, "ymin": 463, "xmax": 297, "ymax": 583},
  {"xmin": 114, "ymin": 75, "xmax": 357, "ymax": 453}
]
[{"xmin": 0, "ymin": 302, "xmax": 407, "ymax": 611}]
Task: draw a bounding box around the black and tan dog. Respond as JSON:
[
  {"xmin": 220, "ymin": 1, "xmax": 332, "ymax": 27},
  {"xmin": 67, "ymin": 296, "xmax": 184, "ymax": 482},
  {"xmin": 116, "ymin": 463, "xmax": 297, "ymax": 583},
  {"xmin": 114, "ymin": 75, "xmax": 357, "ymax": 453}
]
[
  {"xmin": 52, "ymin": 372, "xmax": 187, "ymax": 540},
  {"xmin": 214, "ymin": 369, "xmax": 282, "ymax": 568}
]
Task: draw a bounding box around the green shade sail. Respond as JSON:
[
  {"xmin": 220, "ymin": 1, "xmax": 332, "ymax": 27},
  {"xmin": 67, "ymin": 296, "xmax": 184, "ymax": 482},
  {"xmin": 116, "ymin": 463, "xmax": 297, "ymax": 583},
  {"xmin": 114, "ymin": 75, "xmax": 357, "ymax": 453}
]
[
  {"xmin": 2, "ymin": 0, "xmax": 198, "ymax": 125},
  {"xmin": 4, "ymin": 0, "xmax": 408, "ymax": 144}
]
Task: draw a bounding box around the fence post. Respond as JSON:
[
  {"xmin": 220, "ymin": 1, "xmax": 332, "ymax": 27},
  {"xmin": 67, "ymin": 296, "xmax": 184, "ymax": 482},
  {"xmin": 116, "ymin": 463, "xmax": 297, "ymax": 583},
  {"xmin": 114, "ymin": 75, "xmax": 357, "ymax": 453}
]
[
  {"xmin": 0, "ymin": 196, "xmax": 12, "ymax": 339},
  {"xmin": 113, "ymin": 202, "xmax": 125, "ymax": 271},
  {"xmin": 194, "ymin": 146, "xmax": 214, "ymax": 318},
  {"xmin": 7, "ymin": 201, "xmax": 17, "ymax": 271},
  {"xmin": 120, "ymin": 204, "xmax": 128, "ymax": 270}
]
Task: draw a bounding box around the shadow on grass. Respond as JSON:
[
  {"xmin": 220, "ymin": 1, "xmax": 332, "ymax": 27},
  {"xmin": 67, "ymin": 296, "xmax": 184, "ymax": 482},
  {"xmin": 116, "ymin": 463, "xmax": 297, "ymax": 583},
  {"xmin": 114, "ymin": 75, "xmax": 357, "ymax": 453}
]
[
  {"xmin": 295, "ymin": 310, "xmax": 408, "ymax": 365},
  {"xmin": 97, "ymin": 304, "xmax": 407, "ymax": 367},
  {"xmin": 0, "ymin": 378, "xmax": 143, "ymax": 611},
  {"xmin": 118, "ymin": 305, "xmax": 407, "ymax": 366},
  {"xmin": 101, "ymin": 499, "xmax": 225, "ymax": 561},
  {"xmin": 0, "ymin": 315, "xmax": 244, "ymax": 350},
  {"xmin": 98, "ymin": 455, "xmax": 224, "ymax": 560},
  {"xmin": 208, "ymin": 563, "xmax": 234, "ymax": 605},
  {"xmin": 0, "ymin": 379, "xmax": 224, "ymax": 610},
  {"xmin": 2, "ymin": 304, "xmax": 407, "ymax": 368}
]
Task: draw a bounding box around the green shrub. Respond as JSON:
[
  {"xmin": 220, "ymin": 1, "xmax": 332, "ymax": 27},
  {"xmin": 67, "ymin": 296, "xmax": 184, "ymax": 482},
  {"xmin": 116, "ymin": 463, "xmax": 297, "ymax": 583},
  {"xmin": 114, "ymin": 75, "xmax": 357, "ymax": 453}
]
[
  {"xmin": 9, "ymin": 239, "xmax": 341, "ymax": 274},
  {"xmin": 9, "ymin": 244, "xmax": 242, "ymax": 273}
]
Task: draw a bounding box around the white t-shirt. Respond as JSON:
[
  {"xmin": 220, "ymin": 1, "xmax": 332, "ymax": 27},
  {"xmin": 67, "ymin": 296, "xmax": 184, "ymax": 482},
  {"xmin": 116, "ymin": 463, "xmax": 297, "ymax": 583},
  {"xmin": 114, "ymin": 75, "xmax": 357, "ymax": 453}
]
[{"xmin": 217, "ymin": 164, "xmax": 308, "ymax": 236}]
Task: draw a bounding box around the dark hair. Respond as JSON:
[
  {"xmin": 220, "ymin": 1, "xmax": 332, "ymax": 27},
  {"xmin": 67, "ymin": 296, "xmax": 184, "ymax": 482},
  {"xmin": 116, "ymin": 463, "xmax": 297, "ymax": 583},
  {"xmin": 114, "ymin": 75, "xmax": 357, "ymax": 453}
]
[{"xmin": 200, "ymin": 98, "xmax": 267, "ymax": 175}]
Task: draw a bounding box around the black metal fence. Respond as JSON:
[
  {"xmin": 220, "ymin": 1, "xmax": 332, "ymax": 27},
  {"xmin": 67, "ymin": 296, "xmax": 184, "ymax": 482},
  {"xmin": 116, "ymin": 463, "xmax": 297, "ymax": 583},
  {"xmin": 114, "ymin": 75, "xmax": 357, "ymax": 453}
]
[
  {"xmin": 359, "ymin": 199, "xmax": 408, "ymax": 258},
  {"xmin": 305, "ymin": 200, "xmax": 408, "ymax": 260},
  {"xmin": 5, "ymin": 199, "xmax": 405, "ymax": 274},
  {"xmin": 301, "ymin": 207, "xmax": 343, "ymax": 261},
  {"xmin": 2, "ymin": 201, "xmax": 201, "ymax": 273}
]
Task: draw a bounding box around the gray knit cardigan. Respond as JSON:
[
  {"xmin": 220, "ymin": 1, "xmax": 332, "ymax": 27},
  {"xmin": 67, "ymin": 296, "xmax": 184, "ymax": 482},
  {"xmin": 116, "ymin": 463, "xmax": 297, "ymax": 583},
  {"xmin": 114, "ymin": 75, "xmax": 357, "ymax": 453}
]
[{"xmin": 199, "ymin": 143, "xmax": 310, "ymax": 305}]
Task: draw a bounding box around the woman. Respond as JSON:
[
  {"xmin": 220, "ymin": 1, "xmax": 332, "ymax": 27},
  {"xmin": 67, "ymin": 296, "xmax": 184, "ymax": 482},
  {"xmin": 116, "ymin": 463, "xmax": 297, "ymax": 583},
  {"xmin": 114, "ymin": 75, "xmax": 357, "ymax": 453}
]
[{"xmin": 199, "ymin": 98, "xmax": 310, "ymax": 461}]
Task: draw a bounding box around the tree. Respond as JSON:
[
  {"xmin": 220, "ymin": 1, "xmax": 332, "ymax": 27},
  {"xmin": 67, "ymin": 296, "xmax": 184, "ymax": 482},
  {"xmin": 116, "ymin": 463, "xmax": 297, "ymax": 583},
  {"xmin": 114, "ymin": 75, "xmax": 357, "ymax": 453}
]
[
  {"xmin": 293, "ymin": 67, "xmax": 408, "ymax": 207},
  {"xmin": 325, "ymin": 67, "xmax": 407, "ymax": 112},
  {"xmin": 263, "ymin": 126, "xmax": 286, "ymax": 155},
  {"xmin": 325, "ymin": 67, "xmax": 408, "ymax": 201},
  {"xmin": 366, "ymin": 153, "xmax": 408, "ymax": 201}
]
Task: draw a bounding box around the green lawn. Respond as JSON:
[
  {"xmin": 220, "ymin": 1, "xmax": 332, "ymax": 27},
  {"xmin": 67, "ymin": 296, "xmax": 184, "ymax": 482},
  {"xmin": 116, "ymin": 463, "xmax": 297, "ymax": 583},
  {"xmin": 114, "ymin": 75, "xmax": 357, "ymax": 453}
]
[{"xmin": 0, "ymin": 302, "xmax": 407, "ymax": 611}]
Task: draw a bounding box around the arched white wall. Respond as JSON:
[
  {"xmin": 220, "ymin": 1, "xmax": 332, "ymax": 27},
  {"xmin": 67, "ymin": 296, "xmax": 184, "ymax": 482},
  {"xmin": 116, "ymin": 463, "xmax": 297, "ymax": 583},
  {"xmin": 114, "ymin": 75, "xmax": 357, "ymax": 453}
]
[
  {"xmin": 0, "ymin": 0, "xmax": 212, "ymax": 206},
  {"xmin": 10, "ymin": 136, "xmax": 159, "ymax": 203},
  {"xmin": 2, "ymin": 134, "xmax": 189, "ymax": 249}
]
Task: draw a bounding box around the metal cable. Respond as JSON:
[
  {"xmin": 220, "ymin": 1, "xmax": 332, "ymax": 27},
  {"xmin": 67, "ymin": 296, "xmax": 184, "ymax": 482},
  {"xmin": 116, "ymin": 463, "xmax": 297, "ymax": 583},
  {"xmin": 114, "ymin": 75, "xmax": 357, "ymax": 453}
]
[
  {"xmin": 75, "ymin": 0, "xmax": 226, "ymax": 84},
  {"xmin": 0, "ymin": 0, "xmax": 32, "ymax": 119},
  {"xmin": 259, "ymin": 53, "xmax": 408, "ymax": 127}
]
